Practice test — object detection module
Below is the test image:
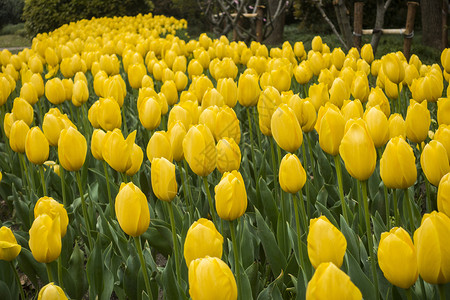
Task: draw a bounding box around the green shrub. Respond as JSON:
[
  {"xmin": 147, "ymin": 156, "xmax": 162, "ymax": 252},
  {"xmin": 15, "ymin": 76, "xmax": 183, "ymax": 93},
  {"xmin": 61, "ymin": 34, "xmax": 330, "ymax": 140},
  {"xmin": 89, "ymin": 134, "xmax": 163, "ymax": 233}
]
[
  {"xmin": 0, "ymin": 0, "xmax": 25, "ymax": 29},
  {"xmin": 22, "ymin": 0, "xmax": 154, "ymax": 37}
]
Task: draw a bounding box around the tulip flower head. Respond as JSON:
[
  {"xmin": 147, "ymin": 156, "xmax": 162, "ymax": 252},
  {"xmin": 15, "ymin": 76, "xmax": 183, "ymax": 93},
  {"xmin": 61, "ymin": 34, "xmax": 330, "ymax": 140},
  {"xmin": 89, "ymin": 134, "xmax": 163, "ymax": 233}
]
[
  {"xmin": 215, "ymin": 170, "xmax": 247, "ymax": 221},
  {"xmin": 29, "ymin": 214, "xmax": 61, "ymax": 263},
  {"xmin": 37, "ymin": 282, "xmax": 68, "ymax": 300},
  {"xmin": 0, "ymin": 226, "xmax": 21, "ymax": 261}
]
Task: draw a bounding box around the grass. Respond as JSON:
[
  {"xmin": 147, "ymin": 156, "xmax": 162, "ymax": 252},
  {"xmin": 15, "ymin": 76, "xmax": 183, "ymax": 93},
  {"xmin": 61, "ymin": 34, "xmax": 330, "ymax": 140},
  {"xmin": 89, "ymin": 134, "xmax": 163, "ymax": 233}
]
[{"xmin": 0, "ymin": 23, "xmax": 31, "ymax": 50}]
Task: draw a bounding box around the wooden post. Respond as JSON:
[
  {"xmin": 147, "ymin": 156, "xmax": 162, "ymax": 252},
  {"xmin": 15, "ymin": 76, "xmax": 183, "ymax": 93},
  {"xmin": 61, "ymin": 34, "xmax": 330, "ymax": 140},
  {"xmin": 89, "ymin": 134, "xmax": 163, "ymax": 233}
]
[
  {"xmin": 353, "ymin": 2, "xmax": 364, "ymax": 50},
  {"xmin": 443, "ymin": 0, "xmax": 448, "ymax": 50},
  {"xmin": 233, "ymin": 16, "xmax": 242, "ymax": 41},
  {"xmin": 403, "ymin": 2, "xmax": 419, "ymax": 60},
  {"xmin": 256, "ymin": 6, "xmax": 264, "ymax": 43}
]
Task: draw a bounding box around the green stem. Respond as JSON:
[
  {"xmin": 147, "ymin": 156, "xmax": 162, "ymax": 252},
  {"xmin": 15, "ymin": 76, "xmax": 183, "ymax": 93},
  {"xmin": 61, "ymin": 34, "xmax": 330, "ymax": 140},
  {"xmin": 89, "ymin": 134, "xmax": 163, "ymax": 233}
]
[
  {"xmin": 183, "ymin": 160, "xmax": 194, "ymax": 214},
  {"xmin": 439, "ymin": 284, "xmax": 446, "ymax": 300},
  {"xmin": 76, "ymin": 171, "xmax": 93, "ymax": 250},
  {"xmin": 168, "ymin": 202, "xmax": 182, "ymax": 286},
  {"xmin": 134, "ymin": 236, "xmax": 153, "ymax": 300},
  {"xmin": 406, "ymin": 287, "xmax": 412, "ymax": 300},
  {"xmin": 59, "ymin": 164, "xmax": 67, "ymax": 208},
  {"xmin": 203, "ymin": 176, "xmax": 217, "ymax": 225},
  {"xmin": 253, "ymin": 106, "xmax": 261, "ymax": 150},
  {"xmin": 10, "ymin": 261, "xmax": 26, "ymax": 300},
  {"xmin": 377, "ymin": 148, "xmax": 390, "ymax": 226},
  {"xmin": 361, "ymin": 180, "xmax": 379, "ymax": 300},
  {"xmin": 46, "ymin": 263, "xmax": 53, "ymax": 283},
  {"xmin": 103, "ymin": 161, "xmax": 114, "ymax": 218},
  {"xmin": 229, "ymin": 220, "xmax": 242, "ymax": 300},
  {"xmin": 425, "ymin": 178, "xmax": 432, "ymax": 213},
  {"xmin": 404, "ymin": 188, "xmax": 415, "ymax": 233},
  {"xmin": 121, "ymin": 107, "xmax": 128, "ymax": 136},
  {"xmin": 57, "ymin": 255, "xmax": 64, "ymax": 289},
  {"xmin": 397, "ymin": 84, "xmax": 402, "ymax": 116},
  {"xmin": 298, "ymin": 191, "xmax": 308, "ymax": 231},
  {"xmin": 293, "ymin": 194, "xmax": 307, "ymax": 272},
  {"xmin": 301, "ymin": 140, "xmax": 311, "ymax": 218},
  {"xmin": 178, "ymin": 161, "xmax": 193, "ymax": 221},
  {"xmin": 306, "ymin": 134, "xmax": 318, "ymax": 186},
  {"xmin": 246, "ymin": 108, "xmax": 256, "ymax": 171},
  {"xmin": 393, "ymin": 189, "xmax": 400, "ymax": 227},
  {"xmin": 269, "ymin": 138, "xmax": 277, "ymax": 198},
  {"xmin": 334, "ymin": 155, "xmax": 349, "ymax": 224},
  {"xmin": 39, "ymin": 164, "xmax": 47, "ymax": 196}
]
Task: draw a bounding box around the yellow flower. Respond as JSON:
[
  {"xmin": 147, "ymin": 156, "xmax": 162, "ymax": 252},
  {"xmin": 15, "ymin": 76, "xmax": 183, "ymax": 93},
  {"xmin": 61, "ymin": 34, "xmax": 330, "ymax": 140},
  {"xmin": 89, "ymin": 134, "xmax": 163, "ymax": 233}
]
[
  {"xmin": 168, "ymin": 121, "xmax": 187, "ymax": 162},
  {"xmin": 380, "ymin": 137, "xmax": 417, "ymax": 189},
  {"xmin": 361, "ymin": 44, "xmax": 374, "ymax": 64},
  {"xmin": 151, "ymin": 157, "xmax": 177, "ymax": 202},
  {"xmin": 216, "ymin": 137, "xmax": 241, "ymax": 174},
  {"xmin": 20, "ymin": 82, "xmax": 38, "ymax": 106},
  {"xmin": 308, "ymin": 82, "xmax": 329, "ymax": 111},
  {"xmin": 438, "ymin": 173, "xmax": 450, "ymax": 217},
  {"xmin": 215, "ymin": 170, "xmax": 247, "ymax": 221},
  {"xmin": 147, "ymin": 131, "xmax": 173, "ymax": 162},
  {"xmin": 9, "ymin": 120, "xmax": 30, "ymax": 153},
  {"xmin": 138, "ymin": 97, "xmax": 161, "ymax": 130},
  {"xmin": 115, "ymin": 182, "xmax": 150, "ymax": 237},
  {"xmin": 217, "ymin": 78, "xmax": 237, "ymax": 108},
  {"xmin": 414, "ymin": 211, "xmax": 450, "ymax": 284},
  {"xmin": 339, "ymin": 119, "xmax": 376, "ymax": 181},
  {"xmin": 215, "ymin": 106, "xmax": 240, "ymax": 144},
  {"xmin": 29, "ymin": 214, "xmax": 61, "ymax": 263},
  {"xmin": 388, "ymin": 113, "xmax": 406, "ymax": 139},
  {"xmin": 0, "ymin": 226, "xmax": 21, "ymax": 261},
  {"xmin": 306, "ymin": 262, "xmax": 362, "ymax": 300},
  {"xmin": 363, "ymin": 106, "xmax": 390, "ymax": 148},
  {"xmin": 271, "ymin": 104, "xmax": 303, "ymax": 153},
  {"xmin": 184, "ymin": 219, "xmax": 223, "ymax": 267},
  {"xmin": 97, "ymin": 97, "xmax": 122, "ymax": 131},
  {"xmin": 188, "ymin": 257, "xmax": 237, "ymax": 300},
  {"xmin": 128, "ymin": 63, "xmax": 147, "ymax": 89},
  {"xmin": 37, "ymin": 282, "xmax": 68, "ymax": 300},
  {"xmin": 72, "ymin": 80, "xmax": 89, "ymax": 107},
  {"xmin": 434, "ymin": 124, "xmax": 450, "ymax": 161},
  {"xmin": 405, "ymin": 100, "xmax": 430, "ymax": 144},
  {"xmin": 366, "ymin": 87, "xmax": 391, "ymax": 118},
  {"xmin": 183, "ymin": 124, "xmax": 217, "ymax": 177},
  {"xmin": 382, "ymin": 53, "xmax": 405, "ymax": 84},
  {"xmin": 58, "ymin": 127, "xmax": 87, "ymax": 172},
  {"xmin": 126, "ymin": 143, "xmax": 143, "ymax": 176},
  {"xmin": 12, "ymin": 97, "xmax": 34, "ymax": 126},
  {"xmin": 307, "ymin": 216, "xmax": 347, "ymax": 269},
  {"xmin": 102, "ymin": 129, "xmax": 136, "ymax": 173},
  {"xmin": 420, "ymin": 140, "xmax": 450, "ymax": 186},
  {"xmin": 34, "ymin": 196, "xmax": 69, "ymax": 237},
  {"xmin": 91, "ymin": 129, "xmax": 106, "ymax": 161},
  {"xmin": 161, "ymin": 80, "xmax": 178, "ymax": 106},
  {"xmin": 279, "ymin": 153, "xmax": 306, "ymax": 194},
  {"xmin": 318, "ymin": 107, "xmax": 345, "ymax": 156},
  {"xmin": 378, "ymin": 227, "xmax": 418, "ymax": 289},
  {"xmin": 25, "ymin": 126, "xmax": 49, "ymax": 165}
]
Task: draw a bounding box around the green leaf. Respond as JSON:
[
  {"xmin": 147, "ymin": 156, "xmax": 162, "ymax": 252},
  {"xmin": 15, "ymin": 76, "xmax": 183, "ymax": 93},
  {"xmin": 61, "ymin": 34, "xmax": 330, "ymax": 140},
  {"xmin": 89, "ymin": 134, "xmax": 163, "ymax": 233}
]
[
  {"xmin": 340, "ymin": 215, "xmax": 360, "ymax": 263},
  {"xmin": 162, "ymin": 255, "xmax": 181, "ymax": 300},
  {"xmin": 255, "ymin": 208, "xmax": 286, "ymax": 278},
  {"xmin": 124, "ymin": 250, "xmax": 140, "ymax": 300},
  {"xmin": 346, "ymin": 252, "xmax": 375, "ymax": 300},
  {"xmin": 67, "ymin": 243, "xmax": 88, "ymax": 300},
  {"xmin": 257, "ymin": 177, "xmax": 278, "ymax": 229},
  {"xmin": 0, "ymin": 281, "xmax": 12, "ymax": 300},
  {"xmin": 16, "ymin": 248, "xmax": 46, "ymax": 289},
  {"xmin": 315, "ymin": 201, "xmax": 338, "ymax": 228},
  {"xmin": 142, "ymin": 219, "xmax": 173, "ymax": 257},
  {"xmin": 256, "ymin": 271, "xmax": 284, "ymax": 300}
]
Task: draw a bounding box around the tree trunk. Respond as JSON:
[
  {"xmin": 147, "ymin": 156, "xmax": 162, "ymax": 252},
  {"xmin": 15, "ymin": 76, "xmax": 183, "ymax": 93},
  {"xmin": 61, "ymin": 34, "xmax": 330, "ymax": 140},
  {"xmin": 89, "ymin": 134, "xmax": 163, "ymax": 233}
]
[
  {"xmin": 264, "ymin": 0, "xmax": 285, "ymax": 46},
  {"xmin": 371, "ymin": 0, "xmax": 387, "ymax": 54},
  {"xmin": 421, "ymin": 0, "xmax": 443, "ymax": 49},
  {"xmin": 333, "ymin": 0, "xmax": 354, "ymax": 50}
]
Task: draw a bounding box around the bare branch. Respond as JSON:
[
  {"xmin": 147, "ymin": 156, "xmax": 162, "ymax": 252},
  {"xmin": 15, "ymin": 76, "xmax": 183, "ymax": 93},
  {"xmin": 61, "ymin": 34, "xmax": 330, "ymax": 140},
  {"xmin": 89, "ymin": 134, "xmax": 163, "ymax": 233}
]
[{"xmin": 312, "ymin": 0, "xmax": 348, "ymax": 49}]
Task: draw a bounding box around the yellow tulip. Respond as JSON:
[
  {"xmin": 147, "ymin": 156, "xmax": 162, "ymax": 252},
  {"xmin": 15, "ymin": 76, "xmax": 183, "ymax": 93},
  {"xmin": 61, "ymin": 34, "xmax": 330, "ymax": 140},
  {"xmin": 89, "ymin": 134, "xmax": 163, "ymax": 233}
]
[
  {"xmin": 58, "ymin": 127, "xmax": 87, "ymax": 172},
  {"xmin": 380, "ymin": 137, "xmax": 417, "ymax": 189},
  {"xmin": 382, "ymin": 53, "xmax": 405, "ymax": 84},
  {"xmin": 339, "ymin": 119, "xmax": 376, "ymax": 181},
  {"xmin": 308, "ymin": 82, "xmax": 329, "ymax": 111},
  {"xmin": 414, "ymin": 211, "xmax": 450, "ymax": 284},
  {"xmin": 361, "ymin": 44, "xmax": 374, "ymax": 64},
  {"xmin": 363, "ymin": 106, "xmax": 390, "ymax": 148},
  {"xmin": 20, "ymin": 82, "xmax": 38, "ymax": 106},
  {"xmin": 147, "ymin": 131, "xmax": 173, "ymax": 162},
  {"xmin": 420, "ymin": 140, "xmax": 450, "ymax": 186},
  {"xmin": 126, "ymin": 144, "xmax": 143, "ymax": 177},
  {"xmin": 168, "ymin": 121, "xmax": 187, "ymax": 162},
  {"xmin": 138, "ymin": 97, "xmax": 161, "ymax": 130},
  {"xmin": 378, "ymin": 227, "xmax": 418, "ymax": 289},
  {"xmin": 271, "ymin": 104, "xmax": 302, "ymax": 153},
  {"xmin": 161, "ymin": 80, "xmax": 178, "ymax": 106},
  {"xmin": 215, "ymin": 106, "xmax": 240, "ymax": 144},
  {"xmin": 366, "ymin": 87, "xmax": 391, "ymax": 118},
  {"xmin": 151, "ymin": 157, "xmax": 177, "ymax": 202},
  {"xmin": 279, "ymin": 153, "xmax": 306, "ymax": 194},
  {"xmin": 318, "ymin": 107, "xmax": 345, "ymax": 156},
  {"xmin": 293, "ymin": 61, "xmax": 312, "ymax": 85},
  {"xmin": 216, "ymin": 137, "xmax": 241, "ymax": 174},
  {"xmin": 34, "ymin": 196, "xmax": 69, "ymax": 237},
  {"xmin": 0, "ymin": 226, "xmax": 21, "ymax": 261},
  {"xmin": 331, "ymin": 47, "xmax": 345, "ymax": 70},
  {"xmin": 183, "ymin": 124, "xmax": 217, "ymax": 177},
  {"xmin": 434, "ymin": 124, "xmax": 450, "ymax": 161},
  {"xmin": 91, "ymin": 129, "xmax": 106, "ymax": 161},
  {"xmin": 405, "ymin": 100, "xmax": 430, "ymax": 144},
  {"xmin": 72, "ymin": 80, "xmax": 89, "ymax": 107},
  {"xmin": 9, "ymin": 120, "xmax": 30, "ymax": 153},
  {"xmin": 115, "ymin": 182, "xmax": 150, "ymax": 237},
  {"xmin": 128, "ymin": 63, "xmax": 147, "ymax": 89},
  {"xmin": 217, "ymin": 78, "xmax": 237, "ymax": 108},
  {"xmin": 29, "ymin": 214, "xmax": 61, "ymax": 263},
  {"xmin": 201, "ymin": 88, "xmax": 224, "ymax": 110},
  {"xmin": 237, "ymin": 73, "xmax": 260, "ymax": 107},
  {"xmin": 37, "ymin": 282, "xmax": 68, "ymax": 300},
  {"xmin": 438, "ymin": 97, "xmax": 450, "ymax": 125},
  {"xmin": 12, "ymin": 97, "xmax": 33, "ymax": 126},
  {"xmin": 388, "ymin": 113, "xmax": 406, "ymax": 139},
  {"xmin": 351, "ymin": 73, "xmax": 369, "ymax": 102},
  {"xmin": 341, "ymin": 99, "xmax": 363, "ymax": 122},
  {"xmin": 25, "ymin": 126, "xmax": 49, "ymax": 165},
  {"xmin": 307, "ymin": 216, "xmax": 347, "ymax": 269},
  {"xmin": 215, "ymin": 170, "xmax": 247, "ymax": 221},
  {"xmin": 174, "ymin": 71, "xmax": 188, "ymax": 91},
  {"xmin": 102, "ymin": 129, "xmax": 136, "ymax": 173},
  {"xmin": 438, "ymin": 173, "xmax": 450, "ymax": 217},
  {"xmin": 257, "ymin": 86, "xmax": 282, "ymax": 136},
  {"xmin": 188, "ymin": 257, "xmax": 237, "ymax": 300},
  {"xmin": 306, "ymin": 262, "xmax": 362, "ymax": 300},
  {"xmin": 97, "ymin": 97, "xmax": 122, "ymax": 131},
  {"xmin": 168, "ymin": 104, "xmax": 193, "ymax": 130},
  {"xmin": 3, "ymin": 112, "xmax": 14, "ymax": 138},
  {"xmin": 184, "ymin": 218, "xmax": 223, "ymax": 267},
  {"xmin": 103, "ymin": 75, "xmax": 126, "ymax": 107},
  {"xmin": 62, "ymin": 79, "xmax": 73, "ymax": 101}
]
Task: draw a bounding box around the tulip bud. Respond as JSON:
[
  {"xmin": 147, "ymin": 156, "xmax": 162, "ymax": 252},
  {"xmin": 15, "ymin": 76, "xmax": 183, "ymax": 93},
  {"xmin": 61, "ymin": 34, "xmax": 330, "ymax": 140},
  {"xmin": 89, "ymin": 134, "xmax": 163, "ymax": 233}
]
[
  {"xmin": 9, "ymin": 120, "xmax": 30, "ymax": 153},
  {"xmin": 25, "ymin": 126, "xmax": 49, "ymax": 165},
  {"xmin": 104, "ymin": 75, "xmax": 126, "ymax": 107},
  {"xmin": 3, "ymin": 113, "xmax": 14, "ymax": 138},
  {"xmin": 351, "ymin": 73, "xmax": 370, "ymax": 102},
  {"xmin": 168, "ymin": 104, "xmax": 193, "ymax": 130},
  {"xmin": 215, "ymin": 106, "xmax": 240, "ymax": 144},
  {"xmin": 139, "ymin": 97, "xmax": 161, "ymax": 130},
  {"xmin": 215, "ymin": 170, "xmax": 247, "ymax": 221},
  {"xmin": 58, "ymin": 127, "xmax": 87, "ymax": 172},
  {"xmin": 420, "ymin": 140, "xmax": 450, "ymax": 186},
  {"xmin": 341, "ymin": 99, "xmax": 363, "ymax": 122},
  {"xmin": 189, "ymin": 257, "xmax": 237, "ymax": 300},
  {"xmin": 0, "ymin": 226, "xmax": 21, "ymax": 261},
  {"xmin": 115, "ymin": 182, "xmax": 150, "ymax": 237},
  {"xmin": 151, "ymin": 157, "xmax": 177, "ymax": 202},
  {"xmin": 62, "ymin": 79, "xmax": 73, "ymax": 101},
  {"xmin": 237, "ymin": 73, "xmax": 260, "ymax": 107},
  {"xmin": 103, "ymin": 129, "xmax": 136, "ymax": 173},
  {"xmin": 405, "ymin": 100, "xmax": 430, "ymax": 144},
  {"xmin": 72, "ymin": 80, "xmax": 89, "ymax": 107},
  {"xmin": 380, "ymin": 137, "xmax": 417, "ymax": 189},
  {"xmin": 34, "ymin": 196, "xmax": 69, "ymax": 237},
  {"xmin": 216, "ymin": 137, "xmax": 241, "ymax": 174},
  {"xmin": 331, "ymin": 47, "xmax": 345, "ymax": 70},
  {"xmin": 37, "ymin": 282, "xmax": 68, "ymax": 300},
  {"xmin": 361, "ymin": 44, "xmax": 374, "ymax": 64},
  {"xmin": 29, "ymin": 214, "xmax": 61, "ymax": 263},
  {"xmin": 367, "ymin": 87, "xmax": 391, "ymax": 118},
  {"xmin": 388, "ymin": 113, "xmax": 406, "ymax": 139},
  {"xmin": 308, "ymin": 82, "xmax": 329, "ymax": 111},
  {"xmin": 382, "ymin": 53, "xmax": 405, "ymax": 84},
  {"xmin": 257, "ymin": 86, "xmax": 282, "ymax": 136},
  {"xmin": 147, "ymin": 131, "xmax": 173, "ymax": 162},
  {"xmin": 12, "ymin": 97, "xmax": 33, "ymax": 126},
  {"xmin": 363, "ymin": 106, "xmax": 389, "ymax": 148},
  {"xmin": 279, "ymin": 153, "xmax": 306, "ymax": 194},
  {"xmin": 270, "ymin": 104, "xmax": 302, "ymax": 152},
  {"xmin": 20, "ymin": 82, "xmax": 38, "ymax": 106},
  {"xmin": 306, "ymin": 262, "xmax": 362, "ymax": 300},
  {"xmin": 161, "ymin": 80, "xmax": 178, "ymax": 106},
  {"xmin": 307, "ymin": 216, "xmax": 347, "ymax": 269},
  {"xmin": 318, "ymin": 107, "xmax": 345, "ymax": 156},
  {"xmin": 414, "ymin": 211, "xmax": 450, "ymax": 284},
  {"xmin": 339, "ymin": 119, "xmax": 376, "ymax": 181},
  {"xmin": 97, "ymin": 97, "xmax": 122, "ymax": 131},
  {"xmin": 91, "ymin": 129, "xmax": 106, "ymax": 161},
  {"xmin": 217, "ymin": 78, "xmax": 237, "ymax": 107},
  {"xmin": 128, "ymin": 63, "xmax": 147, "ymax": 89},
  {"xmin": 184, "ymin": 219, "xmax": 223, "ymax": 267},
  {"xmin": 183, "ymin": 124, "xmax": 217, "ymax": 177}
]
